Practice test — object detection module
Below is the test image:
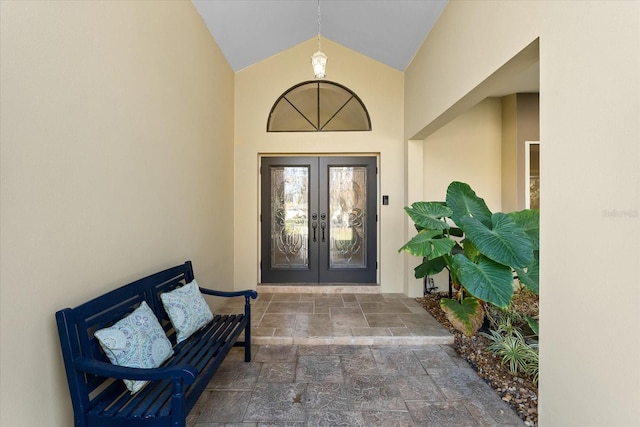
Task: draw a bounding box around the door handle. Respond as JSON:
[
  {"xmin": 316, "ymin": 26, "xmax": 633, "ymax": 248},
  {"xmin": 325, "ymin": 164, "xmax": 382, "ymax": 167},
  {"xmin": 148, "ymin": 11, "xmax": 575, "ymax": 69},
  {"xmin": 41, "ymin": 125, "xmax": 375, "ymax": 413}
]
[
  {"xmin": 320, "ymin": 222, "xmax": 326, "ymax": 242},
  {"xmin": 312, "ymin": 222, "xmax": 317, "ymax": 242}
]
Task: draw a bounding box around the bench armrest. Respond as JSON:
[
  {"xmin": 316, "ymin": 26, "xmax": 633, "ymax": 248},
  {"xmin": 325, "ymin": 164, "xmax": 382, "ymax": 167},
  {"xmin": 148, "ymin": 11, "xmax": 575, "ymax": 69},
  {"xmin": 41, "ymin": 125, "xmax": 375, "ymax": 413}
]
[
  {"xmin": 73, "ymin": 358, "xmax": 198, "ymax": 385},
  {"xmin": 199, "ymin": 288, "xmax": 258, "ymax": 300}
]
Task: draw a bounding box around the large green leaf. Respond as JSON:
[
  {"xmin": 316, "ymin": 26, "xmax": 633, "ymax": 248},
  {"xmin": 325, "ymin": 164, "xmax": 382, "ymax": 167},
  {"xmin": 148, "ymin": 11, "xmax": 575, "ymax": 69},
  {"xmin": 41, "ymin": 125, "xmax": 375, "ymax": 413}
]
[
  {"xmin": 509, "ymin": 209, "xmax": 540, "ymax": 250},
  {"xmin": 414, "ymin": 256, "xmax": 448, "ymax": 278},
  {"xmin": 399, "ymin": 229, "xmax": 456, "ymax": 260},
  {"xmin": 525, "ymin": 315, "xmax": 539, "ymax": 337},
  {"xmin": 440, "ymin": 297, "xmax": 485, "ymax": 336},
  {"xmin": 460, "ymin": 213, "xmax": 533, "ymax": 269},
  {"xmin": 446, "ymin": 182, "xmax": 492, "ymax": 228},
  {"xmin": 462, "ymin": 238, "xmax": 480, "ymax": 262},
  {"xmin": 452, "ymin": 254, "xmax": 514, "ymax": 308},
  {"xmin": 404, "ymin": 202, "xmax": 451, "ymax": 230},
  {"xmin": 515, "ymin": 252, "xmax": 539, "ymax": 294}
]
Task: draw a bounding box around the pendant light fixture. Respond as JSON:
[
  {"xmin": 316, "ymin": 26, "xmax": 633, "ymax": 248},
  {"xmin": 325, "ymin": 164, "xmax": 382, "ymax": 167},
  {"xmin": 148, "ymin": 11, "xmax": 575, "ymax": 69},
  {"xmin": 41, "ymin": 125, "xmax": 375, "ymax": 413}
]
[{"xmin": 310, "ymin": 0, "xmax": 327, "ymax": 79}]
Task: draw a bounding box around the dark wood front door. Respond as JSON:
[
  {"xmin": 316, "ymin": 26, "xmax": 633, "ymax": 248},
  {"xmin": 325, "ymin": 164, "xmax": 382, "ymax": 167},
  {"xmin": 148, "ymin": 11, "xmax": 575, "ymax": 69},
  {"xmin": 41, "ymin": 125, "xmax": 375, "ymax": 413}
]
[{"xmin": 260, "ymin": 156, "xmax": 377, "ymax": 283}]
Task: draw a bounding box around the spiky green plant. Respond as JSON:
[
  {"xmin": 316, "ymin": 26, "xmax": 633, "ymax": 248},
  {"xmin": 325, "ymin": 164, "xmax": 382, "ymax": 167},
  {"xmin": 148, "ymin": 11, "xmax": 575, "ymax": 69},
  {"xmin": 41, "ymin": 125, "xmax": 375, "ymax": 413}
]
[
  {"xmin": 483, "ymin": 295, "xmax": 539, "ymax": 383},
  {"xmin": 483, "ymin": 328, "xmax": 538, "ymax": 378}
]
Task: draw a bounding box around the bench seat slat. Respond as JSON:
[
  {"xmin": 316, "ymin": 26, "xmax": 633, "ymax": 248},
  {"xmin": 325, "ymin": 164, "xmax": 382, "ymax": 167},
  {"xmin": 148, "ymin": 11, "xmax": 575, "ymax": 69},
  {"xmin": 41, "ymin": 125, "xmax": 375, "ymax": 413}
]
[
  {"xmin": 141, "ymin": 316, "xmax": 248, "ymax": 418},
  {"xmin": 92, "ymin": 315, "xmax": 246, "ymax": 419},
  {"xmin": 182, "ymin": 316, "xmax": 241, "ymax": 368},
  {"xmin": 128, "ymin": 316, "xmax": 247, "ymax": 419}
]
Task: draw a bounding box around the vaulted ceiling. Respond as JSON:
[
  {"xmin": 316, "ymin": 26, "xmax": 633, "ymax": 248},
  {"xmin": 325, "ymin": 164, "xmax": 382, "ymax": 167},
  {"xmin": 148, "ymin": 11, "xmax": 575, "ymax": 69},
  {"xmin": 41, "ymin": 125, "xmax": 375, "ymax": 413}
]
[{"xmin": 192, "ymin": 0, "xmax": 448, "ymax": 72}]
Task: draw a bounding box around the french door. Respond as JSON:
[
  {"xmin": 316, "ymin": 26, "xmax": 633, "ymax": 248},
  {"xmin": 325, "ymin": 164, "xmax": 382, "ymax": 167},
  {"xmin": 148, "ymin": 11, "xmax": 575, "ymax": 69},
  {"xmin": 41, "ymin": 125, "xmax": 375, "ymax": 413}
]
[{"xmin": 260, "ymin": 156, "xmax": 377, "ymax": 283}]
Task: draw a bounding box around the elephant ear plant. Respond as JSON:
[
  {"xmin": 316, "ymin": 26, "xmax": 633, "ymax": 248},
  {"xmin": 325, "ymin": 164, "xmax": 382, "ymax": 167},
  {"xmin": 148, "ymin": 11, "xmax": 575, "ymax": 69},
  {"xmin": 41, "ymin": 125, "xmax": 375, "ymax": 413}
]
[{"xmin": 399, "ymin": 181, "xmax": 539, "ymax": 336}]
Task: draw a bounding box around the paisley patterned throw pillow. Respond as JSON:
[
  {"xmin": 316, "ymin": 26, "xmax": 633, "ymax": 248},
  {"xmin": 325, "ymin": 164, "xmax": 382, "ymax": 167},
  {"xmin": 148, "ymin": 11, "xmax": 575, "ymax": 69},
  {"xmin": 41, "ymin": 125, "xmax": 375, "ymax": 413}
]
[
  {"xmin": 94, "ymin": 301, "xmax": 174, "ymax": 394},
  {"xmin": 160, "ymin": 280, "xmax": 214, "ymax": 344}
]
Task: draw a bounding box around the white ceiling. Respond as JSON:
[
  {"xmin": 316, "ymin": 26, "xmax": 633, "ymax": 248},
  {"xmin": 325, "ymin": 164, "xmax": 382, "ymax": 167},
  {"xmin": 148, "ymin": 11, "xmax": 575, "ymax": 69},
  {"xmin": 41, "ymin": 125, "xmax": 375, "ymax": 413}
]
[{"xmin": 192, "ymin": 0, "xmax": 448, "ymax": 72}]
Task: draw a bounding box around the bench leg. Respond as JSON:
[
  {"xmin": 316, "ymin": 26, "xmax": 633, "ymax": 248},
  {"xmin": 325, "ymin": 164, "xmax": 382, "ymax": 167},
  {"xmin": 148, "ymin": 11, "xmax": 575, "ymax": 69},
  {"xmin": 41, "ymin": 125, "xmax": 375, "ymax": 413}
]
[
  {"xmin": 170, "ymin": 381, "xmax": 186, "ymax": 427},
  {"xmin": 244, "ymin": 295, "xmax": 252, "ymax": 362}
]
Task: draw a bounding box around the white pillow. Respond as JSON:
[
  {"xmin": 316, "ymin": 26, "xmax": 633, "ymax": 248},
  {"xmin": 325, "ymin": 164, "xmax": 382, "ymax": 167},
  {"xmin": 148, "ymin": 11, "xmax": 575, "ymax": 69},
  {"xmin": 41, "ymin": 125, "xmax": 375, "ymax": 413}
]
[
  {"xmin": 160, "ymin": 280, "xmax": 214, "ymax": 344},
  {"xmin": 94, "ymin": 301, "xmax": 174, "ymax": 394}
]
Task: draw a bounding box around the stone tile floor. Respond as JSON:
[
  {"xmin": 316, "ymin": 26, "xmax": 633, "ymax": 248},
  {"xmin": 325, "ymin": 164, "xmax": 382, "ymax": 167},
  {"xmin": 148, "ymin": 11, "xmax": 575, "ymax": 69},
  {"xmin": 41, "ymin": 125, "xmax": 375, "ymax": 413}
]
[
  {"xmin": 186, "ymin": 344, "xmax": 524, "ymax": 426},
  {"xmin": 186, "ymin": 292, "xmax": 524, "ymax": 426},
  {"xmin": 217, "ymin": 292, "xmax": 454, "ymax": 346}
]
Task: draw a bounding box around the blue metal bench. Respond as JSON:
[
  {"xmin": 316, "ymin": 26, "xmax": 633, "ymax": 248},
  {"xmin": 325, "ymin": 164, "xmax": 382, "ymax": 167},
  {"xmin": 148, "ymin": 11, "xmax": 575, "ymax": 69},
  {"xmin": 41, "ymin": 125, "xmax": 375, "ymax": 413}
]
[{"xmin": 55, "ymin": 261, "xmax": 257, "ymax": 427}]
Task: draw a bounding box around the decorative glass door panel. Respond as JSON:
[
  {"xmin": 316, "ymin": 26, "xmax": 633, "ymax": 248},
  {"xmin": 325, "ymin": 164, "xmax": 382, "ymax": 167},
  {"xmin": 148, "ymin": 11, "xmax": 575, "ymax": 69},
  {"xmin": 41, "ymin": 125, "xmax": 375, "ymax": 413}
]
[
  {"xmin": 270, "ymin": 166, "xmax": 309, "ymax": 269},
  {"xmin": 261, "ymin": 156, "xmax": 376, "ymax": 284},
  {"xmin": 329, "ymin": 166, "xmax": 366, "ymax": 269}
]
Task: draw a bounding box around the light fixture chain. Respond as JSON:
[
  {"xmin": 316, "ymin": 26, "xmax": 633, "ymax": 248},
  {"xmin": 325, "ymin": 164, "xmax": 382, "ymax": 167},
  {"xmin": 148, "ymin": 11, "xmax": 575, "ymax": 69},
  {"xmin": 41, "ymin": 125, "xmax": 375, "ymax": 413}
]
[{"xmin": 317, "ymin": 0, "xmax": 321, "ymax": 51}]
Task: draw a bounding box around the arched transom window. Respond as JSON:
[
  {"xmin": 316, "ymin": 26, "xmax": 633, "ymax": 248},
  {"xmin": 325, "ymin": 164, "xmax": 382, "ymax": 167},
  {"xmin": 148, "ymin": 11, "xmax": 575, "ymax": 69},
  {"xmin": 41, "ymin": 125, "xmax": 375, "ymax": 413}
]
[{"xmin": 267, "ymin": 81, "xmax": 371, "ymax": 132}]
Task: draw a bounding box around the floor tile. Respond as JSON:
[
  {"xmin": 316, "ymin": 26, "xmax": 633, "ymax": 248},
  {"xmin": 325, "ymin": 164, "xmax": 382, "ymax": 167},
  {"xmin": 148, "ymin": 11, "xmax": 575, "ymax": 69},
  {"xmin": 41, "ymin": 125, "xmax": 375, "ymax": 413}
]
[
  {"xmin": 193, "ymin": 423, "xmax": 257, "ymax": 427},
  {"xmin": 365, "ymin": 313, "xmax": 405, "ymax": 327},
  {"xmin": 462, "ymin": 395, "xmax": 525, "ymax": 426},
  {"xmin": 294, "ymin": 314, "xmax": 332, "ymax": 337},
  {"xmin": 371, "ymin": 347, "xmax": 427, "ymax": 376},
  {"xmin": 330, "ymin": 307, "xmax": 368, "ymax": 328},
  {"xmin": 329, "ymin": 345, "xmax": 373, "ymax": 357},
  {"xmin": 341, "ymin": 354, "xmax": 379, "ymax": 377},
  {"xmin": 389, "ymin": 327, "xmax": 414, "ymax": 336},
  {"xmin": 354, "ymin": 294, "xmax": 387, "ymax": 302},
  {"xmin": 266, "ymin": 302, "xmax": 313, "ymax": 314},
  {"xmin": 254, "ymin": 327, "xmax": 276, "ymax": 337},
  {"xmin": 294, "ymin": 313, "xmax": 331, "ymax": 330},
  {"xmin": 426, "ymin": 367, "xmax": 496, "ymax": 400},
  {"xmin": 341, "ymin": 294, "xmax": 357, "ymax": 302},
  {"xmin": 243, "ymin": 383, "xmax": 306, "ymax": 422},
  {"xmin": 273, "ymin": 327, "xmax": 294, "ymax": 337},
  {"xmin": 398, "ymin": 312, "xmax": 442, "ymax": 328},
  {"xmin": 346, "ymin": 375, "xmax": 406, "ymax": 411},
  {"xmin": 254, "ymin": 423, "xmax": 300, "ymax": 427},
  {"xmin": 313, "ymin": 296, "xmax": 344, "ymax": 308},
  {"xmin": 256, "ymin": 293, "xmax": 274, "ymax": 302},
  {"xmin": 271, "ymin": 294, "xmax": 303, "ymax": 302},
  {"xmin": 258, "ymin": 362, "xmax": 297, "ymax": 383},
  {"xmin": 390, "ymin": 374, "xmax": 445, "ymax": 401},
  {"xmin": 361, "ymin": 410, "xmax": 415, "ymax": 426},
  {"xmin": 312, "ymin": 306, "xmax": 330, "ymax": 314},
  {"xmin": 297, "ymin": 345, "xmax": 330, "ymax": 356},
  {"xmin": 207, "ymin": 361, "xmax": 261, "ymax": 390},
  {"xmin": 413, "ymin": 346, "xmax": 459, "ymax": 369},
  {"xmin": 254, "ymin": 345, "xmax": 298, "ymax": 362},
  {"xmin": 406, "ymin": 401, "xmax": 479, "ymax": 426},
  {"xmin": 196, "ymin": 390, "xmax": 252, "ymax": 423},
  {"xmin": 331, "ymin": 325, "xmax": 354, "ymax": 337},
  {"xmin": 260, "ymin": 313, "xmax": 297, "ymax": 328},
  {"xmin": 304, "ymin": 383, "xmax": 350, "ymax": 410},
  {"xmin": 351, "ymin": 327, "xmax": 391, "ymax": 336},
  {"xmin": 305, "ymin": 410, "xmax": 366, "ymax": 426},
  {"xmin": 359, "ymin": 302, "xmax": 412, "ymax": 314},
  {"xmin": 296, "ymin": 355, "xmax": 343, "ymax": 382}
]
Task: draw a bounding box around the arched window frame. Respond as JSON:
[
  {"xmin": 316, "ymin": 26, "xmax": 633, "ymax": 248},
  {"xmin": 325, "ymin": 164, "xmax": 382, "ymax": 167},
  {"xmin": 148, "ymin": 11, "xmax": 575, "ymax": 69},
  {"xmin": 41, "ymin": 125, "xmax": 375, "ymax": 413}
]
[{"xmin": 267, "ymin": 80, "xmax": 372, "ymax": 132}]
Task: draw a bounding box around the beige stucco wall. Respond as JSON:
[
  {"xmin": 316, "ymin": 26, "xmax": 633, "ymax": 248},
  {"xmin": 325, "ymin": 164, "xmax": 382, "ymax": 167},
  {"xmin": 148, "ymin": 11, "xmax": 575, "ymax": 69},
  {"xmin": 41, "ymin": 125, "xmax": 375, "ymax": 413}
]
[
  {"xmin": 234, "ymin": 38, "xmax": 405, "ymax": 292},
  {"xmin": 501, "ymin": 94, "xmax": 519, "ymax": 212},
  {"xmin": 0, "ymin": 1, "xmax": 234, "ymax": 426},
  {"xmin": 422, "ymin": 97, "xmax": 503, "ymax": 210},
  {"xmin": 406, "ymin": 1, "xmax": 640, "ymax": 425},
  {"xmin": 408, "ymin": 97, "xmax": 502, "ymax": 294}
]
